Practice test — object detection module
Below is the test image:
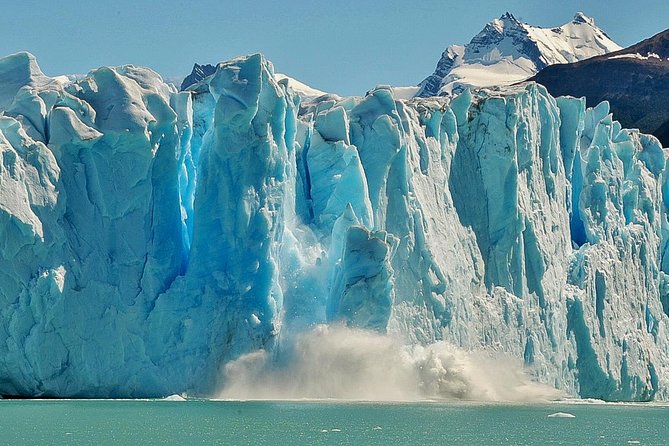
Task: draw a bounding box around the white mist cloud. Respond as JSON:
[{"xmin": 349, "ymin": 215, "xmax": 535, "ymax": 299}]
[{"xmin": 217, "ymin": 325, "xmax": 561, "ymax": 402}]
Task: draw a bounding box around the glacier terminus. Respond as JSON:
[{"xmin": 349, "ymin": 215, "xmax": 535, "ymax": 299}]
[{"xmin": 0, "ymin": 49, "xmax": 667, "ymax": 401}]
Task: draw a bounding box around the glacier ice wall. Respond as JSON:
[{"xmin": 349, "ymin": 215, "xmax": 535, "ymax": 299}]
[{"xmin": 0, "ymin": 51, "xmax": 667, "ymax": 400}]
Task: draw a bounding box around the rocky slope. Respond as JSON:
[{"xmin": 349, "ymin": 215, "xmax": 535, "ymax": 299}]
[{"xmin": 533, "ymin": 28, "xmax": 669, "ymax": 147}]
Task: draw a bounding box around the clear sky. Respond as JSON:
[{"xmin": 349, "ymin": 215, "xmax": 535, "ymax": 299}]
[{"xmin": 1, "ymin": 0, "xmax": 667, "ymax": 96}]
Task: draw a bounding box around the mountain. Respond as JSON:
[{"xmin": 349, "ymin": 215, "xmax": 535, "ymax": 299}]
[
  {"xmin": 179, "ymin": 63, "xmax": 216, "ymax": 90},
  {"xmin": 532, "ymin": 28, "xmax": 669, "ymax": 146},
  {"xmin": 181, "ymin": 62, "xmax": 330, "ymax": 101},
  {"xmin": 0, "ymin": 51, "xmax": 668, "ymax": 401},
  {"xmin": 274, "ymin": 73, "xmax": 330, "ymax": 100},
  {"xmin": 417, "ymin": 12, "xmax": 621, "ymax": 97}
]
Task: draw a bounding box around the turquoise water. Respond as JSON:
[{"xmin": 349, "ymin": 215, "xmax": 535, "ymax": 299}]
[{"xmin": 0, "ymin": 400, "xmax": 667, "ymax": 445}]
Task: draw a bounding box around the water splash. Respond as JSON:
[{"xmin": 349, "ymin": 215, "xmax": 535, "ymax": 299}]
[{"xmin": 217, "ymin": 325, "xmax": 561, "ymax": 402}]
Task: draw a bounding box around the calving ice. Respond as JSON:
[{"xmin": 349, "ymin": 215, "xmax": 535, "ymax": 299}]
[{"xmin": 0, "ymin": 47, "xmax": 667, "ymax": 401}]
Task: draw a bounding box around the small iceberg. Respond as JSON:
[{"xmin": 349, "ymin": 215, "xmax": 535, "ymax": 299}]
[{"xmin": 547, "ymin": 412, "xmax": 576, "ymax": 418}]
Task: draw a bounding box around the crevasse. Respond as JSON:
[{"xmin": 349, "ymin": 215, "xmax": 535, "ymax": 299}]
[{"xmin": 0, "ymin": 52, "xmax": 667, "ymax": 400}]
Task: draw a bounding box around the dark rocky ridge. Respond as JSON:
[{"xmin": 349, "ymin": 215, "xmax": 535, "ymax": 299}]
[
  {"xmin": 180, "ymin": 63, "xmax": 216, "ymax": 91},
  {"xmin": 532, "ymin": 29, "xmax": 669, "ymax": 146}
]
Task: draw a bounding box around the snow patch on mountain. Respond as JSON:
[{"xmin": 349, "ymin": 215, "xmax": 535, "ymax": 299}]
[
  {"xmin": 608, "ymin": 53, "xmax": 662, "ymax": 61},
  {"xmin": 275, "ymin": 73, "xmax": 330, "ymax": 100}
]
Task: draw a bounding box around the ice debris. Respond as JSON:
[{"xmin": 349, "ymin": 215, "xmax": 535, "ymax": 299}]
[{"xmin": 547, "ymin": 412, "xmax": 576, "ymax": 418}]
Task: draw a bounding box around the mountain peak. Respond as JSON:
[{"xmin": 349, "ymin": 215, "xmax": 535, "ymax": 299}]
[
  {"xmin": 487, "ymin": 12, "xmax": 523, "ymax": 32},
  {"xmin": 572, "ymin": 12, "xmax": 595, "ymax": 26},
  {"xmin": 499, "ymin": 12, "xmax": 521, "ymax": 24},
  {"xmin": 180, "ymin": 63, "xmax": 216, "ymax": 90}
]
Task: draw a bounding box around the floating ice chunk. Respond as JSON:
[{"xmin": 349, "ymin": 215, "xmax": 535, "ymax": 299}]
[
  {"xmin": 547, "ymin": 412, "xmax": 576, "ymax": 418},
  {"xmin": 249, "ymin": 314, "xmax": 262, "ymax": 327}
]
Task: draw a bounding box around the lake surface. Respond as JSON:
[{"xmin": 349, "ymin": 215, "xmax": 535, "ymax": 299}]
[{"xmin": 0, "ymin": 399, "xmax": 667, "ymax": 445}]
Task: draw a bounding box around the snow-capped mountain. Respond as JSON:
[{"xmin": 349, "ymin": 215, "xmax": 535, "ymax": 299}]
[{"xmin": 417, "ymin": 12, "xmax": 621, "ymax": 97}]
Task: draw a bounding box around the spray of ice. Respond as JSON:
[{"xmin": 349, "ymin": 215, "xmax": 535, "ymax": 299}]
[{"xmin": 217, "ymin": 325, "xmax": 561, "ymax": 402}]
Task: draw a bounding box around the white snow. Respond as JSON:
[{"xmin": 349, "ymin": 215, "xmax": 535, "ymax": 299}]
[
  {"xmin": 608, "ymin": 52, "xmax": 661, "ymax": 61},
  {"xmin": 391, "ymin": 86, "xmax": 421, "ymax": 100},
  {"xmin": 275, "ymin": 73, "xmax": 329, "ymax": 100},
  {"xmin": 525, "ymin": 19, "xmax": 620, "ymax": 64},
  {"xmin": 442, "ymin": 59, "xmax": 537, "ymax": 93}
]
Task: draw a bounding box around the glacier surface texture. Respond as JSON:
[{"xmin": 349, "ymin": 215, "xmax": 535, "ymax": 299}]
[{"xmin": 0, "ymin": 51, "xmax": 668, "ymax": 400}]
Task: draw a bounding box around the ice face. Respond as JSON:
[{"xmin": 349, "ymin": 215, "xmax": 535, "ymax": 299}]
[{"xmin": 0, "ymin": 51, "xmax": 667, "ymax": 401}]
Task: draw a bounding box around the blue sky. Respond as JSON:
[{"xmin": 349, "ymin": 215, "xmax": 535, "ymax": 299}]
[{"xmin": 1, "ymin": 0, "xmax": 667, "ymax": 95}]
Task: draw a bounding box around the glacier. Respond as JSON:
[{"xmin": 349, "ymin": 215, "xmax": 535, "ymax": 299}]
[{"xmin": 0, "ymin": 50, "xmax": 667, "ymax": 401}]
